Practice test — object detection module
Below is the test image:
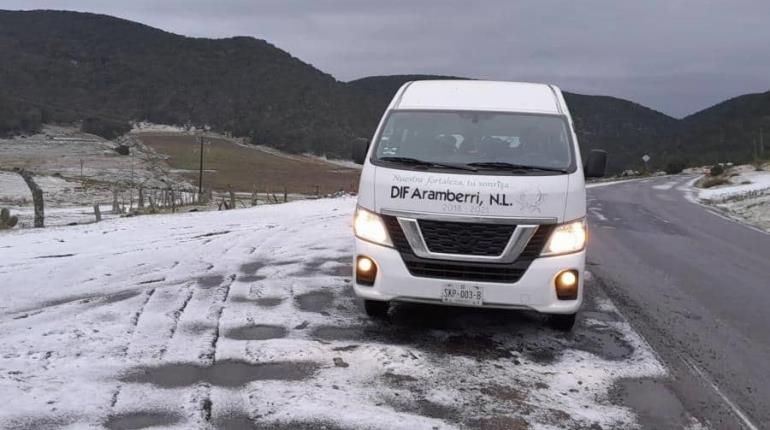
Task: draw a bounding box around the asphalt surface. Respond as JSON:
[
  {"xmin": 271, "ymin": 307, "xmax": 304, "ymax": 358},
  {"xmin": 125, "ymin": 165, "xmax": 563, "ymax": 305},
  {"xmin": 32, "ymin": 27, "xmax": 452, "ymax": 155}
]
[{"xmin": 587, "ymin": 175, "xmax": 770, "ymax": 429}]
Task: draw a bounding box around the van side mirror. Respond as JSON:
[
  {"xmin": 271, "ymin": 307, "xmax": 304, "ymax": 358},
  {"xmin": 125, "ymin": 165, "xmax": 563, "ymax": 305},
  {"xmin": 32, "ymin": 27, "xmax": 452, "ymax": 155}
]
[
  {"xmin": 352, "ymin": 139, "xmax": 370, "ymax": 165},
  {"xmin": 584, "ymin": 150, "xmax": 608, "ymax": 178}
]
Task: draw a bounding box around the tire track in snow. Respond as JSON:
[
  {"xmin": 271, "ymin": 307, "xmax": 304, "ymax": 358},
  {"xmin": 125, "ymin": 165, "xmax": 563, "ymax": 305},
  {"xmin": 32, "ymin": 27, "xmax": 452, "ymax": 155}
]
[
  {"xmin": 161, "ymin": 286, "xmax": 195, "ymax": 359},
  {"xmin": 125, "ymin": 289, "xmax": 156, "ymax": 346},
  {"xmin": 107, "ymin": 277, "xmax": 230, "ymax": 422},
  {"xmin": 125, "ymin": 284, "xmax": 196, "ymax": 362},
  {"xmin": 109, "ymin": 287, "xmax": 156, "ymax": 413},
  {"xmin": 159, "ymin": 274, "xmax": 237, "ymax": 364},
  {"xmin": 205, "ymin": 274, "xmax": 236, "ymax": 364}
]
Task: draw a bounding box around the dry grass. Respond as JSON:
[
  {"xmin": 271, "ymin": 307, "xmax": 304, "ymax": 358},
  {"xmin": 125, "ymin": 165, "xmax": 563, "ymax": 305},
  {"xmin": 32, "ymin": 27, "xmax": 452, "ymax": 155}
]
[
  {"xmin": 696, "ymin": 175, "xmax": 731, "ymax": 189},
  {"xmin": 137, "ymin": 133, "xmax": 360, "ymax": 194}
]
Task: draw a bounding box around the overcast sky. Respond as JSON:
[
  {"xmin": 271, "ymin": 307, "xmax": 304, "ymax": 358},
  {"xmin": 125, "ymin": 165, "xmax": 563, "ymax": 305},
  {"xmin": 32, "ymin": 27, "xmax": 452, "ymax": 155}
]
[{"xmin": 4, "ymin": 0, "xmax": 770, "ymax": 117}]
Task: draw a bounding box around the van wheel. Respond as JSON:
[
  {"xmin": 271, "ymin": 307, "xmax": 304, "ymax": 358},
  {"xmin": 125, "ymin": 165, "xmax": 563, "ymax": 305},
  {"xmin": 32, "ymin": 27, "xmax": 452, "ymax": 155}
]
[
  {"xmin": 549, "ymin": 313, "xmax": 577, "ymax": 332},
  {"xmin": 364, "ymin": 300, "xmax": 389, "ymax": 318}
]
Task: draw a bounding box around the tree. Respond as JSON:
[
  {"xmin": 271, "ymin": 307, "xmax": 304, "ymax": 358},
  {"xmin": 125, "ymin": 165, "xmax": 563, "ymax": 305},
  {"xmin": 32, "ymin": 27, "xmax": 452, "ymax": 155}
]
[{"xmin": 81, "ymin": 117, "xmax": 131, "ymax": 140}]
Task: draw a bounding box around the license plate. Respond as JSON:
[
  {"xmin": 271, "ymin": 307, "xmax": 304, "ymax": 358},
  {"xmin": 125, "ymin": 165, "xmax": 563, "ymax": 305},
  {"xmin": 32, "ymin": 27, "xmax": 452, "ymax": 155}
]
[{"xmin": 441, "ymin": 283, "xmax": 483, "ymax": 306}]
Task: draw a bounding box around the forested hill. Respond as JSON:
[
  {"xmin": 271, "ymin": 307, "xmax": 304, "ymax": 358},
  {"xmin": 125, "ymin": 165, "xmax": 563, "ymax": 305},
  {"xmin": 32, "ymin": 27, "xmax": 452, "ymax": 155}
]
[
  {"xmin": 0, "ymin": 9, "xmax": 352, "ymax": 155},
  {"xmin": 681, "ymin": 91, "xmax": 770, "ymax": 163},
  {"xmin": 1, "ymin": 10, "xmax": 767, "ymax": 172}
]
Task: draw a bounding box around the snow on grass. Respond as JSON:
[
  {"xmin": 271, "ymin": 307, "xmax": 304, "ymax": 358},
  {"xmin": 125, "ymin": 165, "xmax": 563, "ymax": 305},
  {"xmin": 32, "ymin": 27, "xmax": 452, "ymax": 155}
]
[
  {"xmin": 697, "ymin": 168, "xmax": 770, "ymax": 202},
  {"xmin": 0, "ymin": 197, "xmax": 666, "ymax": 429},
  {"xmin": 0, "ymin": 171, "xmax": 124, "ymax": 227},
  {"xmin": 9, "ymin": 204, "xmax": 120, "ymax": 228},
  {"xmin": 1, "ymin": 125, "xmax": 193, "ymax": 230},
  {"xmin": 0, "ymin": 171, "xmax": 71, "ymax": 203},
  {"xmin": 131, "ymin": 122, "xmax": 189, "ymax": 133},
  {"xmin": 306, "ymin": 154, "xmax": 364, "ymax": 170},
  {"xmin": 687, "ymin": 164, "xmax": 770, "ymax": 232}
]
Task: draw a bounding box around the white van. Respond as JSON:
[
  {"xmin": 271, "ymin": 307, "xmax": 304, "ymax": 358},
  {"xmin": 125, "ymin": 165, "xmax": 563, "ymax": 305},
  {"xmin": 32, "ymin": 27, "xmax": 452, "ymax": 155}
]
[{"xmin": 351, "ymin": 80, "xmax": 606, "ymax": 330}]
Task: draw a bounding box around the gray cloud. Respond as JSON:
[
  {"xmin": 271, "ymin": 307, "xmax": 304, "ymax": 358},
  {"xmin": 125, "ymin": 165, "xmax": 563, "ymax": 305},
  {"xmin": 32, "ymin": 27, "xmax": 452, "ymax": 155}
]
[{"xmin": 3, "ymin": 0, "xmax": 770, "ymax": 117}]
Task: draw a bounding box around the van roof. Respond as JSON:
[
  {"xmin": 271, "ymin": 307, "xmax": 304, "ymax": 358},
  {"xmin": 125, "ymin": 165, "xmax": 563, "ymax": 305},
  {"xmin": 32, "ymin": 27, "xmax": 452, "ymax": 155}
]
[{"xmin": 394, "ymin": 80, "xmax": 563, "ymax": 114}]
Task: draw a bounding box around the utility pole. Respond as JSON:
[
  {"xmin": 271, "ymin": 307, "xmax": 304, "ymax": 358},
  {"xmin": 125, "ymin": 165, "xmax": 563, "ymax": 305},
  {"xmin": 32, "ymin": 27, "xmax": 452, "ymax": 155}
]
[
  {"xmin": 130, "ymin": 143, "xmax": 135, "ymax": 187},
  {"xmin": 198, "ymin": 135, "xmax": 205, "ymax": 195},
  {"xmin": 761, "ymin": 127, "xmax": 765, "ymax": 157}
]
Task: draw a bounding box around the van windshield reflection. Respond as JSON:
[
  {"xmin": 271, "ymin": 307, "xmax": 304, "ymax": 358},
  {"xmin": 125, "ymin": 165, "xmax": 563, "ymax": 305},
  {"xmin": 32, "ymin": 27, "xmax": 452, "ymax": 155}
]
[{"xmin": 374, "ymin": 110, "xmax": 573, "ymax": 173}]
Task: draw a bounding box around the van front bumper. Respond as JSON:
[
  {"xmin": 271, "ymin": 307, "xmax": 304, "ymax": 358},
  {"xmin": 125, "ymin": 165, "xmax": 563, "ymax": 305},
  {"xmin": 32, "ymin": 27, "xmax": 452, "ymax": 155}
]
[{"xmin": 353, "ymin": 238, "xmax": 584, "ymax": 314}]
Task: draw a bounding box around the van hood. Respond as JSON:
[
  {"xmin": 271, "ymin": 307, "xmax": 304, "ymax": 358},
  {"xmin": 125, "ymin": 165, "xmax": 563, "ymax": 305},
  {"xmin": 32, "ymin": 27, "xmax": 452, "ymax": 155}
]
[{"xmin": 372, "ymin": 166, "xmax": 569, "ymax": 222}]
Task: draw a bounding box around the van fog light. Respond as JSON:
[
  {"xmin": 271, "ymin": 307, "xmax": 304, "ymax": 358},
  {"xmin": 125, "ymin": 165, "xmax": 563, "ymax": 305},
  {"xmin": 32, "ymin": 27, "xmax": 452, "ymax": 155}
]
[
  {"xmin": 555, "ymin": 270, "xmax": 579, "ymax": 300},
  {"xmin": 356, "ymin": 256, "xmax": 377, "ymax": 286},
  {"xmin": 357, "ymin": 257, "xmax": 373, "ymax": 272}
]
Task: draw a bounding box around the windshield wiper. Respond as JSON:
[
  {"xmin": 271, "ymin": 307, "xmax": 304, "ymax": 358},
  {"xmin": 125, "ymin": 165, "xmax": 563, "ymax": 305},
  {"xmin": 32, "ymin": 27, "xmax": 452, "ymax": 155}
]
[
  {"xmin": 379, "ymin": 156, "xmax": 477, "ymax": 171},
  {"xmin": 466, "ymin": 162, "xmax": 568, "ymax": 173}
]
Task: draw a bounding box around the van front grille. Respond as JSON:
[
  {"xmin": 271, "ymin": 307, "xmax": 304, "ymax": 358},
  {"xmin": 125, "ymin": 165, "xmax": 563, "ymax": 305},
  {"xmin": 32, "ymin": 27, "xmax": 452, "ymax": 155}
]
[
  {"xmin": 417, "ymin": 219, "xmax": 514, "ymax": 256},
  {"xmin": 382, "ymin": 215, "xmax": 554, "ymax": 283}
]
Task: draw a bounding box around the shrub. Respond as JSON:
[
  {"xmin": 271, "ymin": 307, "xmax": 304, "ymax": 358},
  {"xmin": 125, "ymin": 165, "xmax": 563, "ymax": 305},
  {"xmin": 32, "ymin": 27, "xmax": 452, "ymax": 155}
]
[
  {"xmin": 698, "ymin": 176, "xmax": 730, "ymax": 188},
  {"xmin": 709, "ymin": 164, "xmax": 724, "ymax": 176},
  {"xmin": 0, "ymin": 207, "xmax": 19, "ymax": 230},
  {"xmin": 664, "ymin": 160, "xmax": 686, "ymax": 174},
  {"xmin": 81, "ymin": 117, "xmax": 131, "ymax": 140},
  {"xmin": 114, "ymin": 144, "xmax": 130, "ymax": 155}
]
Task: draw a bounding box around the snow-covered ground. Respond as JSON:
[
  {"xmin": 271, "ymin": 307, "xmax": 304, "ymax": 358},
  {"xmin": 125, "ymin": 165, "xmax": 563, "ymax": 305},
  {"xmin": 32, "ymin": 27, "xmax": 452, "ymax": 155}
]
[
  {"xmin": 0, "ymin": 171, "xmax": 121, "ymax": 227},
  {"xmin": 307, "ymin": 154, "xmax": 364, "ymax": 170},
  {"xmin": 131, "ymin": 122, "xmax": 190, "ymax": 133},
  {"xmin": 0, "ymin": 125, "xmax": 182, "ymax": 188},
  {"xmin": 0, "ymin": 125, "xmax": 196, "ymax": 228},
  {"xmin": 687, "ymin": 164, "xmax": 770, "ymax": 232},
  {"xmin": 0, "ymin": 198, "xmax": 669, "ymax": 429}
]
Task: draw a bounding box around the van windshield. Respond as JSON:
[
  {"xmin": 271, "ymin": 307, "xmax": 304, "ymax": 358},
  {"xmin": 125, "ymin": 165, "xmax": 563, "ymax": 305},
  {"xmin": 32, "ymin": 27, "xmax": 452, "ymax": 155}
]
[{"xmin": 373, "ymin": 110, "xmax": 573, "ymax": 173}]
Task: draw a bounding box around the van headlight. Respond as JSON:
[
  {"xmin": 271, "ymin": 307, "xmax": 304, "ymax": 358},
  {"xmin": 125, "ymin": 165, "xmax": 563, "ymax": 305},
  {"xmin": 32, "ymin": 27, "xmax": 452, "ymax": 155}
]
[
  {"xmin": 354, "ymin": 207, "xmax": 393, "ymax": 247},
  {"xmin": 541, "ymin": 218, "xmax": 586, "ymax": 256}
]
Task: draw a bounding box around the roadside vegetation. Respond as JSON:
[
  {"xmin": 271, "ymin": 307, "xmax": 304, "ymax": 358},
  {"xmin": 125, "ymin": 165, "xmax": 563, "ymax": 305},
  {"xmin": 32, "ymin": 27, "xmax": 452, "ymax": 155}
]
[
  {"xmin": 695, "ymin": 164, "xmax": 731, "ymax": 189},
  {"xmin": 691, "ymin": 160, "xmax": 770, "ymax": 232}
]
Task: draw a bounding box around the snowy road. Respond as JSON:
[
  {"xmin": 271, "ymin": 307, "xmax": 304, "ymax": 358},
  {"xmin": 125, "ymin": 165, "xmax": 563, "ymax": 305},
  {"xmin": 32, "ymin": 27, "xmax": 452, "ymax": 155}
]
[
  {"xmin": 1, "ymin": 198, "xmax": 673, "ymax": 429},
  {"xmin": 588, "ymin": 175, "xmax": 770, "ymax": 429}
]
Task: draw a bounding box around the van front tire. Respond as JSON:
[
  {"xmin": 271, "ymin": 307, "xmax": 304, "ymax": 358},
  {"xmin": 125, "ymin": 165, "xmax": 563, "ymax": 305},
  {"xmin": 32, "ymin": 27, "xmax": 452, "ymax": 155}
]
[
  {"xmin": 549, "ymin": 313, "xmax": 577, "ymax": 332},
  {"xmin": 364, "ymin": 300, "xmax": 389, "ymax": 318}
]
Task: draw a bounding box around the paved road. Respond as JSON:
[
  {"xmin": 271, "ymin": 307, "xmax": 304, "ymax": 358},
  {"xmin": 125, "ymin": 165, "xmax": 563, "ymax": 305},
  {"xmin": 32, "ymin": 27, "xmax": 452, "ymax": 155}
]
[{"xmin": 587, "ymin": 175, "xmax": 770, "ymax": 429}]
